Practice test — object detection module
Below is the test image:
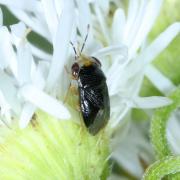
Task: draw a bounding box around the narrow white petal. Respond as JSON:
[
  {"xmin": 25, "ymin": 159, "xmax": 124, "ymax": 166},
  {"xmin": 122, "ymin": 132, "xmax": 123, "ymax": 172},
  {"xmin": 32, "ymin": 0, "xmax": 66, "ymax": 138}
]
[
  {"xmin": 111, "ymin": 122, "xmax": 154, "ymax": 178},
  {"xmin": 0, "ymin": 27, "xmax": 18, "ymax": 76},
  {"xmin": 142, "ymin": 22, "xmax": 180, "ymax": 64},
  {"xmin": 112, "ymin": 8, "xmax": 126, "ymax": 43},
  {"xmin": 107, "ymin": 57, "xmax": 124, "ymax": 83},
  {"xmin": 0, "ymin": 27, "xmax": 9, "ymax": 69},
  {"xmin": 47, "ymin": 1, "xmax": 75, "ymax": 92},
  {"xmin": 167, "ymin": 110, "xmax": 180, "ymax": 154},
  {"xmin": 10, "ymin": 22, "xmax": 26, "ymax": 40},
  {"xmin": 108, "ymin": 62, "xmax": 143, "ymax": 96},
  {"xmin": 127, "ymin": 23, "xmax": 180, "ymax": 77},
  {"xmin": 0, "ymin": 90, "xmax": 11, "ymax": 116},
  {"xmin": 125, "ymin": 0, "xmax": 148, "ymax": 47},
  {"xmin": 9, "ymin": 7, "xmax": 51, "ymax": 42},
  {"xmin": 107, "ymin": 68, "xmax": 124, "ymax": 95},
  {"xmin": 10, "ymin": 23, "xmax": 26, "ymax": 48},
  {"xmin": 20, "ymin": 84, "xmax": 70, "ymax": 119},
  {"xmin": 94, "ymin": 5, "xmax": 110, "ymax": 44},
  {"xmin": 17, "ymin": 43, "xmax": 33, "ymax": 85},
  {"xmin": 96, "ymin": 0, "xmax": 109, "ymax": 13},
  {"xmin": 29, "ymin": 43, "xmax": 52, "ymax": 61},
  {"xmin": 132, "ymin": 96, "xmax": 172, "ymax": 109},
  {"xmin": 76, "ymin": 0, "xmax": 91, "ymax": 38},
  {"xmin": 167, "ymin": 131, "xmax": 180, "ymax": 154},
  {"xmin": 123, "ymin": 0, "xmax": 139, "ymax": 42},
  {"xmin": 31, "ymin": 62, "xmax": 46, "ymax": 89},
  {"xmin": 114, "ymin": 151, "xmax": 143, "ymax": 178},
  {"xmin": 92, "ymin": 44, "xmax": 128, "ymax": 58},
  {"xmin": 20, "ymin": 103, "xmax": 36, "ymax": 128},
  {"xmin": 110, "ymin": 72, "xmax": 144, "ymax": 97},
  {"xmin": 54, "ymin": 0, "xmax": 63, "ymax": 18},
  {"xmin": 0, "ymin": 71, "xmax": 21, "ymax": 114},
  {"xmin": 0, "ymin": 0, "xmax": 41, "ymax": 12},
  {"xmin": 0, "ymin": 8, "xmax": 3, "ymax": 25},
  {"xmin": 129, "ymin": 0, "xmax": 163, "ymax": 58},
  {"xmin": 41, "ymin": 0, "xmax": 58, "ymax": 41},
  {"xmin": 110, "ymin": 105, "xmax": 130, "ymax": 128},
  {"xmin": 146, "ymin": 65, "xmax": 176, "ymax": 95}
]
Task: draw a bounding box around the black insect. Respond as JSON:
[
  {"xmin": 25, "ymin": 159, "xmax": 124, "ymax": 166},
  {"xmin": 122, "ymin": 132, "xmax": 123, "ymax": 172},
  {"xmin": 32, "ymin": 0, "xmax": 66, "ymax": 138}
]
[{"xmin": 70, "ymin": 25, "xmax": 110, "ymax": 135}]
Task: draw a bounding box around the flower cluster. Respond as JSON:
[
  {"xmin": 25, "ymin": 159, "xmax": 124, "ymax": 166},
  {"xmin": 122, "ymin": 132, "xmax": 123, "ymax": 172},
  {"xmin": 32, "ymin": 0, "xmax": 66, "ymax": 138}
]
[
  {"xmin": 0, "ymin": 0, "xmax": 177, "ymax": 128},
  {"xmin": 0, "ymin": 0, "xmax": 179, "ymax": 179}
]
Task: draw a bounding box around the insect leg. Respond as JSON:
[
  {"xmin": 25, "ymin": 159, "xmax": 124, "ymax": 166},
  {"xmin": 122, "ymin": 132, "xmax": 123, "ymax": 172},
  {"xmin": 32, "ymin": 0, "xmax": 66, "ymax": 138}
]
[{"xmin": 63, "ymin": 82, "xmax": 72, "ymax": 104}]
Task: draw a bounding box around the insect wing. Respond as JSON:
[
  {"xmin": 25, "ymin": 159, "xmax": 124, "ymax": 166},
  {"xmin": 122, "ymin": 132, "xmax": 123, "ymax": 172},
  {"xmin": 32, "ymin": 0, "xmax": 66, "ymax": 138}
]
[{"xmin": 78, "ymin": 64, "xmax": 110, "ymax": 135}]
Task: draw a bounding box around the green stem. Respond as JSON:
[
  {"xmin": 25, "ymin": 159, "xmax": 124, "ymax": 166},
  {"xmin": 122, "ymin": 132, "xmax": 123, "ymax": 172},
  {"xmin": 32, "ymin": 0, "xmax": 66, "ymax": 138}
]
[
  {"xmin": 143, "ymin": 156, "xmax": 180, "ymax": 180},
  {"xmin": 150, "ymin": 88, "xmax": 180, "ymax": 159},
  {"xmin": 149, "ymin": 88, "xmax": 180, "ymax": 179}
]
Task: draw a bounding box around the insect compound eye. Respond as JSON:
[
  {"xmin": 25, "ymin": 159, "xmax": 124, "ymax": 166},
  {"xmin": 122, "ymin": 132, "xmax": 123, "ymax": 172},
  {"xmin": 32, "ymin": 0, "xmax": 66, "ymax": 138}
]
[
  {"xmin": 71, "ymin": 62, "xmax": 80, "ymax": 78},
  {"xmin": 91, "ymin": 57, "xmax": 101, "ymax": 67}
]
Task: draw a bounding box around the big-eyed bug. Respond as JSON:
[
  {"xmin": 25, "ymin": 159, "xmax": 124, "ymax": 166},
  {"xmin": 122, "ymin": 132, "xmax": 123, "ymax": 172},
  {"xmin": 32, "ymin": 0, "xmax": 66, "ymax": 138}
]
[{"xmin": 70, "ymin": 25, "xmax": 110, "ymax": 135}]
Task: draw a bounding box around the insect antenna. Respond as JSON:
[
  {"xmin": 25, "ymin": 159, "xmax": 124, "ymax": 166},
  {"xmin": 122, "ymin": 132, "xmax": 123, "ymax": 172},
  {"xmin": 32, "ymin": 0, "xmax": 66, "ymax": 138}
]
[
  {"xmin": 80, "ymin": 24, "xmax": 90, "ymax": 55},
  {"xmin": 70, "ymin": 41, "xmax": 78, "ymax": 60}
]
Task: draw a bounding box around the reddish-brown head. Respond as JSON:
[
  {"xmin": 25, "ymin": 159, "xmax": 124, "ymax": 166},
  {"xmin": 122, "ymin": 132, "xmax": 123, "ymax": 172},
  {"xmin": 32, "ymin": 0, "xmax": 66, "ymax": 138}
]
[{"xmin": 71, "ymin": 62, "xmax": 80, "ymax": 79}]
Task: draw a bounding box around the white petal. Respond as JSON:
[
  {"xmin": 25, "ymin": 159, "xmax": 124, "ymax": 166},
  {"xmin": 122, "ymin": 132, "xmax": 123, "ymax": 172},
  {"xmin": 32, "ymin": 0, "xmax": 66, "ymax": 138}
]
[
  {"xmin": 123, "ymin": 0, "xmax": 139, "ymax": 43},
  {"xmin": 0, "ymin": 70, "xmax": 21, "ymax": 114},
  {"xmin": 132, "ymin": 96, "xmax": 172, "ymax": 109},
  {"xmin": 31, "ymin": 62, "xmax": 46, "ymax": 89},
  {"xmin": 92, "ymin": 44, "xmax": 128, "ymax": 58},
  {"xmin": 0, "ymin": 8, "xmax": 3, "ymax": 25},
  {"xmin": 47, "ymin": 1, "xmax": 75, "ymax": 92},
  {"xmin": 17, "ymin": 43, "xmax": 33, "ymax": 85},
  {"xmin": 41, "ymin": 0, "xmax": 58, "ymax": 41},
  {"xmin": 0, "ymin": 27, "xmax": 18, "ymax": 76},
  {"xmin": 29, "ymin": 43, "xmax": 52, "ymax": 61},
  {"xmin": 128, "ymin": 0, "xmax": 163, "ymax": 58},
  {"xmin": 112, "ymin": 8, "xmax": 126, "ymax": 43},
  {"xmin": 110, "ymin": 105, "xmax": 130, "ymax": 128},
  {"xmin": 76, "ymin": 0, "xmax": 91, "ymax": 38},
  {"xmin": 54, "ymin": 0, "xmax": 63, "ymax": 18},
  {"xmin": 96, "ymin": 0, "xmax": 109, "ymax": 13},
  {"xmin": 10, "ymin": 22, "xmax": 26, "ymax": 40},
  {"xmin": 0, "ymin": 90, "xmax": 11, "ymax": 116},
  {"xmin": 111, "ymin": 122, "xmax": 154, "ymax": 178},
  {"xmin": 108, "ymin": 72, "xmax": 144, "ymax": 97},
  {"xmin": 94, "ymin": 5, "xmax": 110, "ymax": 44},
  {"xmin": 107, "ymin": 61, "xmax": 143, "ymax": 96},
  {"xmin": 10, "ymin": 23, "xmax": 26, "ymax": 48},
  {"xmin": 142, "ymin": 22, "xmax": 180, "ymax": 64},
  {"xmin": 20, "ymin": 84, "xmax": 70, "ymax": 120},
  {"xmin": 145, "ymin": 65, "xmax": 176, "ymax": 95},
  {"xmin": 167, "ymin": 109, "xmax": 180, "ymax": 154},
  {"xmin": 124, "ymin": 0, "xmax": 148, "ymax": 47},
  {"xmin": 8, "ymin": 7, "xmax": 51, "ymax": 42},
  {"xmin": 0, "ymin": 0, "xmax": 41, "ymax": 12},
  {"xmin": 127, "ymin": 22, "xmax": 180, "ymax": 77},
  {"xmin": 19, "ymin": 103, "xmax": 36, "ymax": 128}
]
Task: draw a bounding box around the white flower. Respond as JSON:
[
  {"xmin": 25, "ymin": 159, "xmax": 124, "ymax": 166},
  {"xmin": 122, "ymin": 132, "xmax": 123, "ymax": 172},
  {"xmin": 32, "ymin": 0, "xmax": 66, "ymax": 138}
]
[
  {"xmin": 0, "ymin": 0, "xmax": 179, "ymax": 178},
  {"xmin": 167, "ymin": 108, "xmax": 180, "ymax": 154},
  {"xmin": 0, "ymin": 12, "xmax": 70, "ymax": 128}
]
